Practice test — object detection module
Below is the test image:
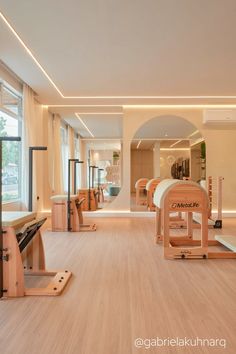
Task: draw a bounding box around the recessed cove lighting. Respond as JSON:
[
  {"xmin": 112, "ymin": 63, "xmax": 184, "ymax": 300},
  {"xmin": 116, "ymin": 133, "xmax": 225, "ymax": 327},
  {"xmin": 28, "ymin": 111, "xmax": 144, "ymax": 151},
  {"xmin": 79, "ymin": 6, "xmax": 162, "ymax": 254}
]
[
  {"xmin": 1, "ymin": 11, "xmax": 236, "ymax": 101},
  {"xmin": 136, "ymin": 140, "xmax": 142, "ymax": 149},
  {"xmin": 170, "ymin": 140, "xmax": 183, "ymax": 148},
  {"xmin": 160, "ymin": 148, "xmax": 190, "ymax": 151},
  {"xmin": 75, "ymin": 113, "xmax": 94, "ymax": 137}
]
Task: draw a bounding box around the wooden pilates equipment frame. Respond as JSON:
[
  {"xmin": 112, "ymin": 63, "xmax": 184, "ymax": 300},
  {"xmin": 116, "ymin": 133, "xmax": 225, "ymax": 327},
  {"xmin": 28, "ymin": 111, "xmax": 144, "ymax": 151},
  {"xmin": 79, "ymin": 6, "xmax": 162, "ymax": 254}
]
[
  {"xmin": 146, "ymin": 178, "xmax": 161, "ymax": 211},
  {"xmin": 135, "ymin": 178, "xmax": 149, "ymax": 205},
  {"xmin": 1, "ymin": 212, "xmax": 72, "ymax": 298},
  {"xmin": 51, "ymin": 195, "xmax": 96, "ymax": 232},
  {"xmin": 77, "ymin": 189, "xmax": 98, "ymax": 211},
  {"xmin": 168, "ymin": 176, "xmax": 224, "ymax": 229},
  {"xmin": 154, "ymin": 179, "xmax": 236, "ymax": 260}
]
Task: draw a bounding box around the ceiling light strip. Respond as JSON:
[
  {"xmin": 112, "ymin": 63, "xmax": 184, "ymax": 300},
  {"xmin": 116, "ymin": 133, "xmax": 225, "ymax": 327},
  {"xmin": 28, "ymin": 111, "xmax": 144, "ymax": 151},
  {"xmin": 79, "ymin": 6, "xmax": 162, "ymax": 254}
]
[
  {"xmin": 188, "ymin": 130, "xmax": 199, "ymax": 138},
  {"xmin": 190, "ymin": 138, "xmax": 205, "ymax": 147},
  {"xmin": 170, "ymin": 139, "xmax": 183, "ymax": 148},
  {"xmin": 0, "ymin": 11, "xmax": 64, "ymax": 97},
  {"xmin": 75, "ymin": 113, "xmax": 94, "ymax": 137},
  {"xmin": 160, "ymin": 148, "xmax": 190, "ymax": 151},
  {"xmin": 76, "ymin": 112, "xmax": 122, "ymax": 115},
  {"xmin": 136, "ymin": 140, "xmax": 142, "ymax": 149},
  {"xmin": 1, "ymin": 11, "xmax": 236, "ymax": 101}
]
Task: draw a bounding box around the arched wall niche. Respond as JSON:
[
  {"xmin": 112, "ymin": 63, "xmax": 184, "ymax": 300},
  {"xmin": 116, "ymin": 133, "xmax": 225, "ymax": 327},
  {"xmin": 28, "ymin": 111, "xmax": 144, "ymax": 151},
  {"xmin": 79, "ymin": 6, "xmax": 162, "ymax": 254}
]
[{"xmin": 105, "ymin": 108, "xmax": 205, "ymax": 211}]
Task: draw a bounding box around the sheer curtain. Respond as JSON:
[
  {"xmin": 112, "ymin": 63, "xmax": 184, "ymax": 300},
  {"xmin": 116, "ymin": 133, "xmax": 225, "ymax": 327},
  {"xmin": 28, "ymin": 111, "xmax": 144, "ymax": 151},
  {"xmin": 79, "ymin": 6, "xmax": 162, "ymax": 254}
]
[
  {"xmin": 68, "ymin": 126, "xmax": 75, "ymax": 192},
  {"xmin": 52, "ymin": 114, "xmax": 63, "ymax": 194},
  {"xmin": 22, "ymin": 84, "xmax": 40, "ymax": 210}
]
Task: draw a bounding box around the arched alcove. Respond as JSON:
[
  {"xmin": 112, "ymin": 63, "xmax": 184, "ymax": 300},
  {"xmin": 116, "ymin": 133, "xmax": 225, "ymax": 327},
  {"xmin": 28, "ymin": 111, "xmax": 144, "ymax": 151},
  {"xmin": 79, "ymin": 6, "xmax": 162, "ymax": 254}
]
[{"xmin": 130, "ymin": 115, "xmax": 204, "ymax": 211}]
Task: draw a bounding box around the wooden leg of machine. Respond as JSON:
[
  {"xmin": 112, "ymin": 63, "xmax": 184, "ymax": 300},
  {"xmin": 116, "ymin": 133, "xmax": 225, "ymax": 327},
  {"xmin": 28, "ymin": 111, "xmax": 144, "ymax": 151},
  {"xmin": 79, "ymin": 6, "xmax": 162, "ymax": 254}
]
[
  {"xmin": 76, "ymin": 199, "xmax": 96, "ymax": 232},
  {"xmin": 2, "ymin": 225, "xmax": 72, "ymax": 298}
]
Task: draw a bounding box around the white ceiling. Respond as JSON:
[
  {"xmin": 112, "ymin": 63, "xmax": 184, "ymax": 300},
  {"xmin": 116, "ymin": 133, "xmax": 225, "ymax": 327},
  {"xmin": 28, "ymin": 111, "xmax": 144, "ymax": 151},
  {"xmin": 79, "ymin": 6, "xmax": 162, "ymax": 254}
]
[
  {"xmin": 1, "ymin": 0, "xmax": 236, "ymax": 104},
  {"xmin": 1, "ymin": 1, "xmax": 236, "ymax": 137},
  {"xmin": 64, "ymin": 113, "xmax": 123, "ymax": 138},
  {"xmin": 134, "ymin": 115, "xmax": 201, "ymax": 139},
  {"xmin": 131, "ymin": 140, "xmax": 190, "ymax": 150}
]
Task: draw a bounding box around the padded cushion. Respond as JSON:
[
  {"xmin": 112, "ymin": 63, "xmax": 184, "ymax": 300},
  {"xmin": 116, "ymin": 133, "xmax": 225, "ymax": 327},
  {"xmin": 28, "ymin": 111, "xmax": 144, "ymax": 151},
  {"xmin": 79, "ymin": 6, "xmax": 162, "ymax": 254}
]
[
  {"xmin": 146, "ymin": 178, "xmax": 161, "ymax": 191},
  {"xmin": 51, "ymin": 194, "xmax": 78, "ymax": 201},
  {"xmin": 2, "ymin": 211, "xmax": 36, "ymax": 227},
  {"xmin": 135, "ymin": 178, "xmax": 149, "ymax": 189},
  {"xmin": 153, "ymin": 179, "xmax": 208, "ymax": 208},
  {"xmin": 215, "ymin": 235, "xmax": 236, "ymax": 252}
]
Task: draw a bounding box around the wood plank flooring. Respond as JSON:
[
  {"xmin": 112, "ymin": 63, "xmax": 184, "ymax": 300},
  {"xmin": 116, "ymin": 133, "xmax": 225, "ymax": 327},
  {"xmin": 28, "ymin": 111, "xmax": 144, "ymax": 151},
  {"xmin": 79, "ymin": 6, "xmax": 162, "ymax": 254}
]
[{"xmin": 0, "ymin": 217, "xmax": 236, "ymax": 354}]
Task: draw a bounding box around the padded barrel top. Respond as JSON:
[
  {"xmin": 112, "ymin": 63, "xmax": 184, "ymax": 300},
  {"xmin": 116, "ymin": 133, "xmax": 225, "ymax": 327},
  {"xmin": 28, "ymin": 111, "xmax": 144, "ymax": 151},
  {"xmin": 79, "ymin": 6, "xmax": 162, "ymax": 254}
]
[
  {"xmin": 2, "ymin": 211, "xmax": 36, "ymax": 227},
  {"xmin": 153, "ymin": 179, "xmax": 208, "ymax": 208},
  {"xmin": 135, "ymin": 178, "xmax": 149, "ymax": 188},
  {"xmin": 51, "ymin": 194, "xmax": 78, "ymax": 202},
  {"xmin": 146, "ymin": 178, "xmax": 161, "ymax": 191}
]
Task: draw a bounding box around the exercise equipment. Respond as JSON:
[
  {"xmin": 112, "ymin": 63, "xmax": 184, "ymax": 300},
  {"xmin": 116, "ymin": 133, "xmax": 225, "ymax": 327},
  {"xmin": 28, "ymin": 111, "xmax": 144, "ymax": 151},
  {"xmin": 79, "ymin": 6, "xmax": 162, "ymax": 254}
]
[
  {"xmin": 153, "ymin": 179, "xmax": 236, "ymax": 259},
  {"xmin": 73, "ymin": 159, "xmax": 84, "ymax": 195},
  {"xmin": 51, "ymin": 195, "xmax": 96, "ymax": 232},
  {"xmin": 146, "ymin": 178, "xmax": 161, "ymax": 211},
  {"xmin": 52, "ymin": 158, "xmax": 96, "ymax": 232},
  {"xmin": 89, "ymin": 165, "xmax": 99, "ymax": 209},
  {"xmin": 168, "ymin": 176, "xmax": 224, "ymax": 229},
  {"xmin": 192, "ymin": 176, "xmax": 223, "ymax": 229},
  {"xmin": 215, "ymin": 235, "xmax": 236, "ymax": 253},
  {"xmin": 97, "ymin": 168, "xmax": 105, "ymax": 203},
  {"xmin": 77, "ymin": 164, "xmax": 99, "ymax": 211},
  {"xmin": 28, "ymin": 146, "xmax": 47, "ymax": 211},
  {"xmin": 1, "ymin": 211, "xmax": 71, "ymax": 297},
  {"xmin": 135, "ymin": 178, "xmax": 149, "ymax": 205},
  {"xmin": 0, "ymin": 136, "xmax": 21, "ymax": 298},
  {"xmin": 67, "ymin": 159, "xmax": 80, "ymax": 231}
]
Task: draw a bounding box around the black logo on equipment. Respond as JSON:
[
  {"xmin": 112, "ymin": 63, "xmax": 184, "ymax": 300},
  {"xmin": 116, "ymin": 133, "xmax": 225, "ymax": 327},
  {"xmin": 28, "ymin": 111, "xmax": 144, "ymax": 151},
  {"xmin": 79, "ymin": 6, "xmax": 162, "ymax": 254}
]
[{"xmin": 171, "ymin": 202, "xmax": 200, "ymax": 209}]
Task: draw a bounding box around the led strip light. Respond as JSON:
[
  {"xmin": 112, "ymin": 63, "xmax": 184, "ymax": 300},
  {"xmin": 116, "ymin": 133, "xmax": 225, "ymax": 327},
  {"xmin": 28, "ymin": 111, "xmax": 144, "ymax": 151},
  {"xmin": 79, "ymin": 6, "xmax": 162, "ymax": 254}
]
[
  {"xmin": 75, "ymin": 113, "xmax": 94, "ymax": 137},
  {"xmin": 2, "ymin": 11, "xmax": 236, "ymax": 101}
]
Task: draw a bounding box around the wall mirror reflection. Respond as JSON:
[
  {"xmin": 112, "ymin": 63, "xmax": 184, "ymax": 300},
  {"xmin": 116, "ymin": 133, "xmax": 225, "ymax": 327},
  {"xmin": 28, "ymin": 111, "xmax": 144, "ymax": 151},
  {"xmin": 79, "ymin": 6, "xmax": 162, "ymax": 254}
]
[{"xmin": 130, "ymin": 115, "xmax": 204, "ymax": 211}]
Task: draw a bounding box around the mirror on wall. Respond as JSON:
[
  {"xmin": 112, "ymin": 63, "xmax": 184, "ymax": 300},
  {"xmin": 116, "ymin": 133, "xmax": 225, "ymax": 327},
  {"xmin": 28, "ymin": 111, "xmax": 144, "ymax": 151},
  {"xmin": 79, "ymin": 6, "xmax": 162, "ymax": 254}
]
[
  {"xmin": 130, "ymin": 115, "xmax": 204, "ymax": 211},
  {"xmin": 83, "ymin": 140, "xmax": 122, "ymax": 210}
]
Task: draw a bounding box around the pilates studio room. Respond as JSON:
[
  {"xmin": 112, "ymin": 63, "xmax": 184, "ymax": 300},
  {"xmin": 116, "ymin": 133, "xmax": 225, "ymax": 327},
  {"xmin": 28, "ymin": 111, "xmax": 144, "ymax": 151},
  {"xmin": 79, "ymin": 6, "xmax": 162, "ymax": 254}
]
[{"xmin": 0, "ymin": 1, "xmax": 236, "ymax": 354}]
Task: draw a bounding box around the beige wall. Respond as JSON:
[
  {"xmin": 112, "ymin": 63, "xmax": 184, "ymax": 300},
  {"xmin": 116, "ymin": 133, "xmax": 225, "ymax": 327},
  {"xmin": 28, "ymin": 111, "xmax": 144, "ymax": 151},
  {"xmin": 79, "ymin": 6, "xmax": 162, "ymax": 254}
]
[
  {"xmin": 190, "ymin": 145, "xmax": 201, "ymax": 182},
  {"xmin": 8, "ymin": 106, "xmax": 235, "ymax": 213},
  {"xmin": 131, "ymin": 149, "xmax": 153, "ymax": 193},
  {"xmin": 106, "ymin": 108, "xmax": 236, "ymax": 212}
]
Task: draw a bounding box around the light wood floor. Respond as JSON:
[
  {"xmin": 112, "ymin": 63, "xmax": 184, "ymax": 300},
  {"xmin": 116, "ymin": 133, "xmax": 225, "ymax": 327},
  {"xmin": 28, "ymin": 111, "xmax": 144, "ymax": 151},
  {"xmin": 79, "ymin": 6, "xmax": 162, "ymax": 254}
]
[{"xmin": 1, "ymin": 217, "xmax": 236, "ymax": 354}]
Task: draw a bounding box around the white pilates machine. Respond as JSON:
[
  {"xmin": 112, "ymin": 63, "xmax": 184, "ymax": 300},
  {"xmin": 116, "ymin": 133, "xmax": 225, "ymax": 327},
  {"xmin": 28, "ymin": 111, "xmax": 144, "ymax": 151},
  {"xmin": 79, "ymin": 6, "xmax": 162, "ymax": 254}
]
[
  {"xmin": 165, "ymin": 176, "xmax": 224, "ymax": 229},
  {"xmin": 153, "ymin": 179, "xmax": 236, "ymax": 259},
  {"xmin": 145, "ymin": 178, "xmax": 161, "ymax": 211}
]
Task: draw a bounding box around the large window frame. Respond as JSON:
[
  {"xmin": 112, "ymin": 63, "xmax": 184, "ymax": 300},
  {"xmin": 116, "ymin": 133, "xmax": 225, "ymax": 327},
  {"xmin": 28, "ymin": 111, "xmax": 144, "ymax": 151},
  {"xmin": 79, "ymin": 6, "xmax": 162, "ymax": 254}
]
[{"xmin": 0, "ymin": 80, "xmax": 23, "ymax": 203}]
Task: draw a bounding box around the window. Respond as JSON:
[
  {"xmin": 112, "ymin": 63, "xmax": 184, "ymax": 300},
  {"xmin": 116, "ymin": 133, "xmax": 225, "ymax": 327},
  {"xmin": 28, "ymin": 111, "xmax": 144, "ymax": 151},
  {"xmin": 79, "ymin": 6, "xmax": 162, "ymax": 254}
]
[{"xmin": 0, "ymin": 81, "xmax": 22, "ymax": 202}]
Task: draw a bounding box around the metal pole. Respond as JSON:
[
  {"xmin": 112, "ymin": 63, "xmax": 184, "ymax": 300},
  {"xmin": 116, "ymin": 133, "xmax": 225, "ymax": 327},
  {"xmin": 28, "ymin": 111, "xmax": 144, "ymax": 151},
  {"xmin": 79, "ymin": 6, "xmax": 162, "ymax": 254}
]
[
  {"xmin": 73, "ymin": 161, "xmax": 78, "ymax": 195},
  {"xmin": 28, "ymin": 146, "xmax": 47, "ymax": 212},
  {"xmin": 67, "ymin": 159, "xmax": 71, "ymax": 231},
  {"xmin": 28, "ymin": 148, "xmax": 33, "ymax": 212},
  {"xmin": 67, "ymin": 159, "xmax": 80, "ymax": 231},
  {"xmin": 74, "ymin": 160, "xmax": 84, "ymax": 195},
  {"xmin": 0, "ymin": 137, "xmax": 21, "ymax": 299},
  {"xmin": 88, "ymin": 164, "xmax": 91, "ymax": 210}
]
